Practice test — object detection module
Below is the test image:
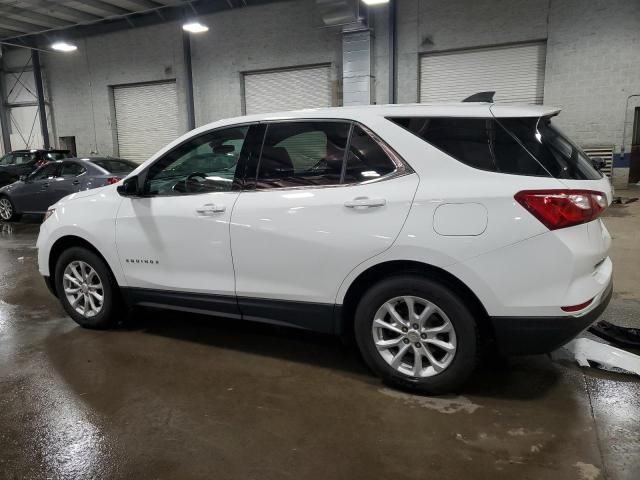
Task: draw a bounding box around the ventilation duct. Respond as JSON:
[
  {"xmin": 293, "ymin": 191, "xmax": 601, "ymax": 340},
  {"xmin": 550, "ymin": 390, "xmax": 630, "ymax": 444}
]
[{"xmin": 314, "ymin": 0, "xmax": 368, "ymax": 28}]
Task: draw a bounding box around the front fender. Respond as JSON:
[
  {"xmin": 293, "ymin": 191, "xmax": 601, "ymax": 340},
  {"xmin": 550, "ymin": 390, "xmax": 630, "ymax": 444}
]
[{"xmin": 36, "ymin": 186, "xmax": 126, "ymax": 285}]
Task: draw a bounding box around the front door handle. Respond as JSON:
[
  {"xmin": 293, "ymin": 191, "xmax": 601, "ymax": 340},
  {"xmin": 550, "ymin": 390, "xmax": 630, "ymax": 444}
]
[
  {"xmin": 72, "ymin": 180, "xmax": 80, "ymax": 185},
  {"xmin": 344, "ymin": 197, "xmax": 387, "ymax": 209},
  {"xmin": 196, "ymin": 203, "xmax": 226, "ymax": 215}
]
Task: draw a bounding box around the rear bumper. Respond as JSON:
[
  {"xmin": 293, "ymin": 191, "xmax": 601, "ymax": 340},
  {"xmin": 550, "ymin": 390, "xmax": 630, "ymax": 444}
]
[{"xmin": 490, "ymin": 279, "xmax": 613, "ymax": 355}]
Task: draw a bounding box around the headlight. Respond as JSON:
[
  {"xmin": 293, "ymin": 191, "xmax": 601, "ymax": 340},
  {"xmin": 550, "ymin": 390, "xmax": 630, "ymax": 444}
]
[{"xmin": 43, "ymin": 208, "xmax": 56, "ymax": 222}]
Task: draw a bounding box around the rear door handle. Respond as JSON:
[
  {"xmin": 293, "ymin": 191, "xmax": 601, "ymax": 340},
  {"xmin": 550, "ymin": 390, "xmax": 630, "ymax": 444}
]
[
  {"xmin": 344, "ymin": 197, "xmax": 387, "ymax": 209},
  {"xmin": 72, "ymin": 180, "xmax": 80, "ymax": 185},
  {"xmin": 196, "ymin": 203, "xmax": 226, "ymax": 215}
]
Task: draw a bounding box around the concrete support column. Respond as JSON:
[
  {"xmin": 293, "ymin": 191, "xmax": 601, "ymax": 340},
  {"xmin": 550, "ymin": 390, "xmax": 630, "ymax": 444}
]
[
  {"xmin": 0, "ymin": 48, "xmax": 11, "ymax": 154},
  {"xmin": 342, "ymin": 29, "xmax": 373, "ymax": 106},
  {"xmin": 182, "ymin": 31, "xmax": 196, "ymax": 131},
  {"xmin": 31, "ymin": 50, "xmax": 50, "ymax": 149}
]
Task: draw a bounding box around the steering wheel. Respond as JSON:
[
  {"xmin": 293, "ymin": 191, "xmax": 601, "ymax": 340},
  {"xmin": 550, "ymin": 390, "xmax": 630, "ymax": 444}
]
[{"xmin": 181, "ymin": 172, "xmax": 207, "ymax": 193}]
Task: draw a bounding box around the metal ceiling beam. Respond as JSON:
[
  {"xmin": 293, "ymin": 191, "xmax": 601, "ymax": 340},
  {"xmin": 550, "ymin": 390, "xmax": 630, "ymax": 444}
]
[
  {"xmin": 0, "ymin": 7, "xmax": 74, "ymax": 29},
  {"xmin": 0, "ymin": 17, "xmax": 53, "ymax": 34},
  {"xmin": 6, "ymin": 1, "xmax": 104, "ymax": 23},
  {"xmin": 0, "ymin": 0, "xmax": 290, "ymax": 45},
  {"xmin": 36, "ymin": 6, "xmax": 104, "ymax": 23},
  {"xmin": 71, "ymin": 0, "xmax": 133, "ymax": 17},
  {"xmin": 124, "ymin": 0, "xmax": 166, "ymax": 9},
  {"xmin": 0, "ymin": 27, "xmax": 24, "ymax": 38}
]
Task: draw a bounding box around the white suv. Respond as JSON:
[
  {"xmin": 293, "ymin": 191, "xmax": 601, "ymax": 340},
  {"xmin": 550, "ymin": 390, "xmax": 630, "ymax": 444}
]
[{"xmin": 37, "ymin": 103, "xmax": 613, "ymax": 393}]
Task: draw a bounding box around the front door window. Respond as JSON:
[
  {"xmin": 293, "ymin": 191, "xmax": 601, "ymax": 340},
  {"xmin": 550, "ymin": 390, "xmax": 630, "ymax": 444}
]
[{"xmin": 145, "ymin": 126, "xmax": 249, "ymax": 196}]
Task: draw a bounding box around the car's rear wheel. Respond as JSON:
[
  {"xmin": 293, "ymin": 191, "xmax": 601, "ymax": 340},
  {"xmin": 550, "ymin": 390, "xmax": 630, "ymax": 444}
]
[
  {"xmin": 0, "ymin": 196, "xmax": 21, "ymax": 222},
  {"xmin": 354, "ymin": 275, "xmax": 477, "ymax": 394},
  {"xmin": 55, "ymin": 247, "xmax": 122, "ymax": 329}
]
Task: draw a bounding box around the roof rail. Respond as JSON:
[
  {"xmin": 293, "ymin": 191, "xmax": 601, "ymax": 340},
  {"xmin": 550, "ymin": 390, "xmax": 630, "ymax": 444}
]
[{"xmin": 462, "ymin": 91, "xmax": 495, "ymax": 103}]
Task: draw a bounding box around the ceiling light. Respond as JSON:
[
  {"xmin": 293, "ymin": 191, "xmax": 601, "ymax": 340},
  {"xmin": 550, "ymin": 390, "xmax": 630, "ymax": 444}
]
[
  {"xmin": 362, "ymin": 0, "xmax": 390, "ymax": 5},
  {"xmin": 182, "ymin": 21, "xmax": 209, "ymax": 33},
  {"xmin": 51, "ymin": 41, "xmax": 77, "ymax": 52}
]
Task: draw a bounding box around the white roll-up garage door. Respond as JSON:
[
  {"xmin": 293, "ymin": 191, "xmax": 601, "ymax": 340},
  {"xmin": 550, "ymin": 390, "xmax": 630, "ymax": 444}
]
[
  {"xmin": 113, "ymin": 81, "xmax": 179, "ymax": 163},
  {"xmin": 420, "ymin": 43, "xmax": 546, "ymax": 104},
  {"xmin": 243, "ymin": 65, "xmax": 332, "ymax": 115}
]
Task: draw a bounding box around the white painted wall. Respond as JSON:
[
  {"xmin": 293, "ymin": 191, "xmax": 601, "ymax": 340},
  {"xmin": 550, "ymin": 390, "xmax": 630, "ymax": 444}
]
[
  {"xmin": 189, "ymin": 0, "xmax": 341, "ymax": 126},
  {"xmin": 44, "ymin": 21, "xmax": 186, "ymax": 156},
  {"xmin": 0, "ymin": 0, "xmax": 636, "ymax": 183}
]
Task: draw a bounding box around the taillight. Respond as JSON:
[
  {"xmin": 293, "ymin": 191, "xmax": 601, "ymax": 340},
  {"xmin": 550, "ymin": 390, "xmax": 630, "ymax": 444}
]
[
  {"xmin": 106, "ymin": 176, "xmax": 120, "ymax": 185},
  {"xmin": 35, "ymin": 159, "xmax": 47, "ymax": 167},
  {"xmin": 514, "ymin": 189, "xmax": 607, "ymax": 230}
]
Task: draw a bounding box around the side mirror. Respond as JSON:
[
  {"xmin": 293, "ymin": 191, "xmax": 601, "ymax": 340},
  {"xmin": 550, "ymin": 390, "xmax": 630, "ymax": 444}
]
[
  {"xmin": 117, "ymin": 175, "xmax": 143, "ymax": 197},
  {"xmin": 18, "ymin": 174, "xmax": 28, "ymax": 182}
]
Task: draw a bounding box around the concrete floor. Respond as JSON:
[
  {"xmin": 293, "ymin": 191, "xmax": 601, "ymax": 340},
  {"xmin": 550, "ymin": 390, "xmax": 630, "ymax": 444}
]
[{"xmin": 1, "ymin": 191, "xmax": 639, "ymax": 480}]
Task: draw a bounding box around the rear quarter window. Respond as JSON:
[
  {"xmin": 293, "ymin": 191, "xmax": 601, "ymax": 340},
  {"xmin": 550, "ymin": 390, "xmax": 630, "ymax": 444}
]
[{"xmin": 388, "ymin": 116, "xmax": 601, "ymax": 180}]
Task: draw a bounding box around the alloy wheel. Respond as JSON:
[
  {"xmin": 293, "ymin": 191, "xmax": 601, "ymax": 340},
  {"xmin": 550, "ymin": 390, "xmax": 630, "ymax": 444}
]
[
  {"xmin": 62, "ymin": 260, "xmax": 105, "ymax": 318},
  {"xmin": 371, "ymin": 296, "xmax": 457, "ymax": 377},
  {"xmin": 0, "ymin": 198, "xmax": 12, "ymax": 221}
]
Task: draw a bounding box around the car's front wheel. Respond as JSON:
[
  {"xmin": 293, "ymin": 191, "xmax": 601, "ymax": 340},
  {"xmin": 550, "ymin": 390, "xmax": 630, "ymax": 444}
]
[
  {"xmin": 354, "ymin": 275, "xmax": 477, "ymax": 394},
  {"xmin": 0, "ymin": 196, "xmax": 21, "ymax": 222},
  {"xmin": 54, "ymin": 247, "xmax": 122, "ymax": 329}
]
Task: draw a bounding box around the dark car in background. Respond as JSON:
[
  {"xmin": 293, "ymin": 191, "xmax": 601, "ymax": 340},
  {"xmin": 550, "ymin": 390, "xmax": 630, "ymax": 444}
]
[
  {"xmin": 0, "ymin": 149, "xmax": 72, "ymax": 187},
  {"xmin": 0, "ymin": 157, "xmax": 136, "ymax": 222}
]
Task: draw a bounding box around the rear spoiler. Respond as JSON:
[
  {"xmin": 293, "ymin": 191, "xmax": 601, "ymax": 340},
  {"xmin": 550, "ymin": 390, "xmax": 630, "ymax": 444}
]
[{"xmin": 462, "ymin": 91, "xmax": 495, "ymax": 103}]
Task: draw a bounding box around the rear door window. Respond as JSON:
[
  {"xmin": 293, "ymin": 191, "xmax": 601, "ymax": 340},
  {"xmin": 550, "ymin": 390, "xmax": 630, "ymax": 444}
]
[
  {"xmin": 60, "ymin": 162, "xmax": 86, "ymax": 178},
  {"xmin": 256, "ymin": 121, "xmax": 350, "ymax": 189},
  {"xmin": 389, "ymin": 116, "xmax": 601, "ymax": 180}
]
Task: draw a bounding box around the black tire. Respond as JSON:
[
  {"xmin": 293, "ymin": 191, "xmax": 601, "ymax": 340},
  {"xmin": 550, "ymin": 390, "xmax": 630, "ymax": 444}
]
[
  {"xmin": 54, "ymin": 246, "xmax": 122, "ymax": 329},
  {"xmin": 354, "ymin": 275, "xmax": 477, "ymax": 395},
  {"xmin": 0, "ymin": 195, "xmax": 21, "ymax": 222}
]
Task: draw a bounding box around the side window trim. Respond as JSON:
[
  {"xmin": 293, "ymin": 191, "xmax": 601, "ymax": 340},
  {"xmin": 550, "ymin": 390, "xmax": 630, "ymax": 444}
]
[
  {"xmin": 247, "ymin": 119, "xmax": 411, "ymax": 193},
  {"xmin": 339, "ymin": 123, "xmax": 355, "ymax": 184}
]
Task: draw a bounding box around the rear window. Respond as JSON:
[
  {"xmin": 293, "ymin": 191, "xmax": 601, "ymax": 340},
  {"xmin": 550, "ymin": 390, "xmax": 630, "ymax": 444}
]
[
  {"xmin": 92, "ymin": 159, "xmax": 137, "ymax": 174},
  {"xmin": 389, "ymin": 116, "xmax": 601, "ymax": 180},
  {"xmin": 45, "ymin": 151, "xmax": 71, "ymax": 161}
]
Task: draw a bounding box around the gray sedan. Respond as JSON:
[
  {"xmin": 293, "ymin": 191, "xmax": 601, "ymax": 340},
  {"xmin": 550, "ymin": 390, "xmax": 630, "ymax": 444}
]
[{"xmin": 0, "ymin": 157, "xmax": 137, "ymax": 222}]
